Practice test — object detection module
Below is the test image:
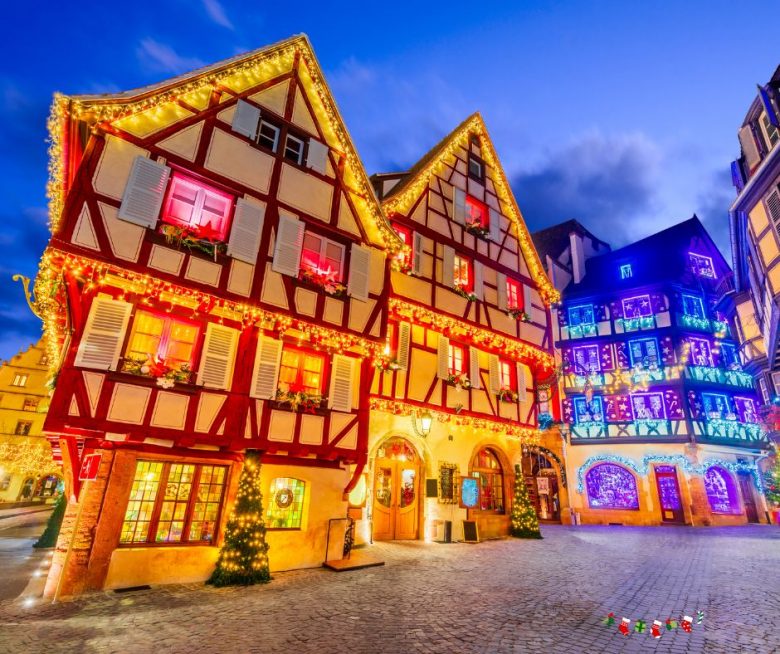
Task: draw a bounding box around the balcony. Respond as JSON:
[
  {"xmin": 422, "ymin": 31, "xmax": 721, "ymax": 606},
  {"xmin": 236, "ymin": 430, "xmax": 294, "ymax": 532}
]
[
  {"xmin": 567, "ymin": 323, "xmax": 598, "ymax": 339},
  {"xmin": 685, "ymin": 366, "xmax": 754, "ymax": 389},
  {"xmin": 713, "ymin": 272, "xmax": 736, "ymax": 300},
  {"xmin": 570, "ymin": 419, "xmax": 683, "ymax": 442},
  {"xmin": 615, "ymin": 315, "xmax": 656, "ymax": 333},
  {"xmin": 699, "ymin": 418, "xmax": 768, "ymax": 446},
  {"xmin": 677, "ymin": 314, "xmax": 730, "ymax": 337}
]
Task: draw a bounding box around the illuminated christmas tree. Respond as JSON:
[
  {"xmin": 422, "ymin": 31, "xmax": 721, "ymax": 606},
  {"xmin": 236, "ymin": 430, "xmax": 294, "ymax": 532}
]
[
  {"xmin": 764, "ymin": 457, "xmax": 780, "ymax": 507},
  {"xmin": 208, "ymin": 450, "xmax": 271, "ymax": 586},
  {"xmin": 510, "ymin": 464, "xmax": 542, "ymax": 539}
]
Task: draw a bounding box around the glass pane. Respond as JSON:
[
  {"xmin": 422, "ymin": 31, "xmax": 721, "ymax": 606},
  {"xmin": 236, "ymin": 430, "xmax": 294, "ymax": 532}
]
[
  {"xmin": 266, "ymin": 477, "xmax": 306, "ymax": 529},
  {"xmin": 400, "ymin": 469, "xmax": 416, "ymax": 508},
  {"xmin": 375, "ymin": 468, "xmax": 392, "ymax": 508},
  {"xmin": 189, "ymin": 465, "xmax": 227, "ymax": 542},
  {"xmin": 155, "ymin": 464, "xmax": 194, "ymax": 543},
  {"xmin": 120, "ymin": 461, "xmax": 164, "ymax": 543}
]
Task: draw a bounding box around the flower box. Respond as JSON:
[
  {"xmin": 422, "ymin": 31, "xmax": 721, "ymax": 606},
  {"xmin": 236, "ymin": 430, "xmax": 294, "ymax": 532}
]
[
  {"xmin": 298, "ymin": 268, "xmax": 347, "ymax": 298},
  {"xmin": 497, "ymin": 387, "xmax": 518, "ymax": 403},
  {"xmin": 160, "ymin": 224, "xmax": 227, "ymax": 260},
  {"xmin": 464, "ymin": 221, "xmax": 490, "ymax": 240},
  {"xmin": 274, "ymin": 387, "xmax": 326, "ymax": 413},
  {"xmin": 454, "ymin": 285, "xmax": 478, "ymax": 302},
  {"xmin": 507, "ymin": 307, "xmax": 530, "ymax": 322},
  {"xmin": 446, "ymin": 373, "xmax": 472, "ymax": 391}
]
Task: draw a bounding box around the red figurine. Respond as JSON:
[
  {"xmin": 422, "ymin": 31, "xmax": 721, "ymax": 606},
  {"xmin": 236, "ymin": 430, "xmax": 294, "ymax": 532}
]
[
  {"xmin": 681, "ymin": 615, "xmax": 693, "ymax": 633},
  {"xmin": 618, "ymin": 618, "xmax": 631, "ymax": 636},
  {"xmin": 651, "ymin": 620, "xmax": 663, "ymax": 639}
]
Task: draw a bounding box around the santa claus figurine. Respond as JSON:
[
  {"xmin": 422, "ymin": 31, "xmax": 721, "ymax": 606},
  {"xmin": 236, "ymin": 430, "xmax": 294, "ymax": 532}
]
[
  {"xmin": 681, "ymin": 616, "xmax": 694, "ymax": 633},
  {"xmin": 651, "ymin": 620, "xmax": 663, "ymax": 639},
  {"xmin": 618, "ymin": 618, "xmax": 631, "ymax": 636}
]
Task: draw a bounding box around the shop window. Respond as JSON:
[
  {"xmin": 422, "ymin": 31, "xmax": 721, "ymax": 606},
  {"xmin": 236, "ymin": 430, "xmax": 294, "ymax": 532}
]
[
  {"xmin": 628, "ymin": 338, "xmax": 659, "ymax": 367},
  {"xmin": 470, "ymin": 448, "xmax": 504, "ymax": 513},
  {"xmin": 622, "ymin": 295, "xmax": 652, "ymax": 319},
  {"xmin": 465, "ymin": 196, "xmax": 488, "ymax": 230},
  {"xmin": 506, "ymin": 278, "xmax": 522, "ymax": 310},
  {"xmin": 278, "ymin": 347, "xmax": 325, "ymax": 396},
  {"xmin": 585, "ymin": 463, "xmax": 639, "ymax": 510},
  {"xmin": 284, "ymin": 134, "xmax": 305, "ymax": 164},
  {"xmin": 499, "ymin": 359, "xmax": 516, "ymax": 391},
  {"xmin": 266, "ymin": 477, "xmax": 306, "ymax": 529},
  {"xmin": 689, "ymin": 337, "xmax": 714, "ymax": 367},
  {"xmin": 568, "ymin": 304, "xmax": 594, "ymax": 326},
  {"xmin": 572, "ymin": 344, "xmax": 600, "ymax": 374},
  {"xmin": 630, "ymin": 392, "xmax": 666, "ymax": 420},
  {"xmin": 573, "ymin": 396, "xmax": 604, "ymax": 424},
  {"xmin": 120, "ymin": 461, "xmax": 227, "ymax": 545},
  {"xmin": 11, "ymin": 374, "xmax": 28, "ymax": 387},
  {"xmin": 448, "ymin": 343, "xmax": 466, "ymax": 376},
  {"xmin": 453, "ymin": 254, "xmax": 472, "ymax": 292},
  {"xmin": 682, "ymin": 294, "xmax": 705, "ymax": 319},
  {"xmin": 704, "ymin": 466, "xmax": 740, "ymax": 514},
  {"xmin": 124, "ymin": 311, "xmax": 200, "ymax": 373},
  {"xmin": 162, "ymin": 173, "xmax": 233, "ymax": 241},
  {"xmin": 300, "ymin": 231, "xmax": 345, "ymax": 283},
  {"xmin": 22, "ymin": 398, "xmax": 39, "ymax": 412},
  {"xmin": 14, "ymin": 421, "xmax": 32, "ymax": 435},
  {"xmin": 688, "ymin": 252, "xmax": 717, "ymax": 279}
]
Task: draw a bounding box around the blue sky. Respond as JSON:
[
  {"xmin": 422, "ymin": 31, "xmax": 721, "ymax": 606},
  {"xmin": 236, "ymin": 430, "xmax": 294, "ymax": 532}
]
[{"xmin": 0, "ymin": 1, "xmax": 777, "ymax": 360}]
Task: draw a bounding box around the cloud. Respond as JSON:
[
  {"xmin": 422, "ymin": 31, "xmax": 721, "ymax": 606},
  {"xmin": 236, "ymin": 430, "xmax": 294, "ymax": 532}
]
[
  {"xmin": 202, "ymin": 0, "xmax": 233, "ymax": 29},
  {"xmin": 693, "ymin": 169, "xmax": 735, "ymax": 261},
  {"xmin": 511, "ymin": 131, "xmax": 662, "ymax": 245},
  {"xmin": 137, "ymin": 39, "xmax": 205, "ymax": 75}
]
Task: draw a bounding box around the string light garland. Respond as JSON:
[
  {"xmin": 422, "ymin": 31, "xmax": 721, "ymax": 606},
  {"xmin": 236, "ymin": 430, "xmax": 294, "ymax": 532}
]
[{"xmin": 381, "ymin": 114, "xmax": 559, "ymax": 306}]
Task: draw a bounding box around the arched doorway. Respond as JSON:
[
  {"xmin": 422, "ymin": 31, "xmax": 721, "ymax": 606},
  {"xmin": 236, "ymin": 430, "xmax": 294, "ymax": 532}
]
[
  {"xmin": 35, "ymin": 474, "xmax": 62, "ymax": 499},
  {"xmin": 520, "ymin": 450, "xmax": 560, "ymax": 522},
  {"xmin": 372, "ymin": 437, "xmax": 420, "ymax": 541},
  {"xmin": 468, "ymin": 446, "xmax": 511, "ymax": 538},
  {"xmin": 18, "ymin": 477, "xmax": 35, "ymax": 501}
]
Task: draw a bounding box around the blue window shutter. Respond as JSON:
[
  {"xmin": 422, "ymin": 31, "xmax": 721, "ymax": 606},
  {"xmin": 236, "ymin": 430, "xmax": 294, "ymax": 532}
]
[
  {"xmin": 759, "ymin": 84, "xmax": 779, "ymax": 127},
  {"xmin": 730, "ymin": 160, "xmax": 746, "ymax": 193}
]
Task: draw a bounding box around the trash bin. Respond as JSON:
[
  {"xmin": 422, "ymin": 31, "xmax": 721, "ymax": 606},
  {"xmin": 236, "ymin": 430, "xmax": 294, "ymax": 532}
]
[{"xmin": 444, "ymin": 520, "xmax": 452, "ymax": 543}]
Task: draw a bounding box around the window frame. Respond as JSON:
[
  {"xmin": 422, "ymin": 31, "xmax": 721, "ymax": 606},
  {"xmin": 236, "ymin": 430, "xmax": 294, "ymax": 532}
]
[
  {"xmin": 470, "ymin": 448, "xmax": 505, "ymax": 514},
  {"xmin": 619, "ymin": 264, "xmax": 632, "ymax": 279},
  {"xmin": 284, "ymin": 133, "xmax": 306, "ymax": 165},
  {"xmin": 571, "ymin": 344, "xmax": 601, "ymax": 373},
  {"xmin": 22, "ymin": 397, "xmax": 39, "ymax": 412},
  {"xmin": 701, "ymin": 392, "xmax": 731, "ymax": 420},
  {"xmin": 464, "ymin": 195, "xmax": 489, "ymax": 229},
  {"xmin": 14, "ymin": 421, "xmax": 33, "ymax": 435},
  {"xmin": 498, "ymin": 359, "xmax": 517, "ymax": 391},
  {"xmin": 257, "ymin": 119, "xmax": 281, "ymax": 153},
  {"xmin": 573, "ymin": 395, "xmax": 604, "ymax": 424},
  {"xmin": 277, "ymin": 345, "xmax": 328, "ymax": 396},
  {"xmin": 467, "ymin": 154, "xmax": 485, "ymax": 182},
  {"xmin": 11, "ymin": 374, "xmax": 28, "ymax": 387},
  {"xmin": 688, "ymin": 252, "xmax": 717, "ymax": 279},
  {"xmin": 628, "ymin": 337, "xmax": 660, "ymax": 367},
  {"xmin": 630, "ymin": 391, "xmax": 667, "ymax": 420},
  {"xmin": 689, "ymin": 337, "xmax": 714, "ymax": 367},
  {"xmin": 300, "ymin": 230, "xmax": 347, "ymax": 283},
  {"xmin": 123, "ymin": 309, "xmax": 202, "ymax": 372},
  {"xmin": 448, "ymin": 343, "xmax": 467, "ymax": 376},
  {"xmin": 452, "ymin": 254, "xmax": 473, "ymax": 292},
  {"xmin": 622, "ymin": 295, "xmax": 653, "ymax": 319},
  {"xmin": 266, "ymin": 477, "xmax": 307, "ymax": 530},
  {"xmin": 506, "ymin": 278, "xmax": 523, "ymax": 310},
  {"xmin": 682, "ymin": 293, "xmax": 706, "ymax": 319},
  {"xmin": 392, "ymin": 222, "xmax": 413, "ymax": 270},
  {"xmin": 161, "ymin": 172, "xmax": 235, "ymax": 241},
  {"xmin": 568, "ymin": 304, "xmax": 595, "ymax": 326}
]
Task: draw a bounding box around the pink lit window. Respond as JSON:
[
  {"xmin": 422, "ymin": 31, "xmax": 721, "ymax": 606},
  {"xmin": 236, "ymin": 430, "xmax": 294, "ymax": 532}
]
[
  {"xmin": 301, "ymin": 232, "xmax": 345, "ymax": 282},
  {"xmin": 465, "ymin": 196, "xmax": 489, "ymax": 229},
  {"xmin": 499, "ymin": 360, "xmax": 516, "ymax": 391},
  {"xmin": 448, "ymin": 344, "xmax": 466, "ymax": 375},
  {"xmin": 162, "ymin": 174, "xmax": 233, "ymax": 240},
  {"xmin": 453, "ymin": 255, "xmax": 472, "ymax": 291},
  {"xmin": 506, "ymin": 278, "xmax": 523, "ymax": 310}
]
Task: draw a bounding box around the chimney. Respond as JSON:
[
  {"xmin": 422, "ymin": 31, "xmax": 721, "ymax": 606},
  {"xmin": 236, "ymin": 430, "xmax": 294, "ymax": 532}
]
[{"xmin": 569, "ymin": 230, "xmax": 585, "ymax": 284}]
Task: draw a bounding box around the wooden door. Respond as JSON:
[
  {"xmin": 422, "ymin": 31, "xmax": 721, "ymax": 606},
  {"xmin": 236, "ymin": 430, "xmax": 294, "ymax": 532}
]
[
  {"xmin": 654, "ymin": 466, "xmax": 685, "ymax": 524},
  {"xmin": 372, "ymin": 458, "xmax": 419, "ymax": 540},
  {"xmin": 395, "ymin": 462, "xmax": 418, "ymax": 539},
  {"xmin": 737, "ymin": 473, "xmax": 759, "ymax": 523},
  {"xmin": 373, "ymin": 463, "xmax": 395, "ymax": 540}
]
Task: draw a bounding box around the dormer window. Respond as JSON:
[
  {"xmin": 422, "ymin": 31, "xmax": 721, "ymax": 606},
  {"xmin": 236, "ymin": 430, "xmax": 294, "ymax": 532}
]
[
  {"xmin": 162, "ymin": 173, "xmax": 233, "ymax": 241},
  {"xmin": 284, "ymin": 134, "xmax": 305, "ymax": 164},
  {"xmin": 468, "ymin": 155, "xmax": 484, "ymax": 181},
  {"xmin": 620, "ymin": 264, "xmax": 632, "ymax": 279},
  {"xmin": 688, "ymin": 252, "xmax": 717, "ymax": 279},
  {"xmin": 258, "ymin": 120, "xmax": 281, "ymax": 152}
]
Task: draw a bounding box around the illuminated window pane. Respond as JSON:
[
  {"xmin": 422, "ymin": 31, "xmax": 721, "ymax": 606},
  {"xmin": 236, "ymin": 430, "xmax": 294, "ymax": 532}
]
[
  {"xmin": 120, "ymin": 461, "xmax": 164, "ymax": 543},
  {"xmin": 499, "ymin": 361, "xmax": 514, "ymax": 389},
  {"xmin": 453, "ymin": 255, "xmax": 471, "ymax": 289},
  {"xmin": 448, "ymin": 344, "xmax": 465, "ymax": 375},
  {"xmin": 586, "ymin": 463, "xmax": 639, "ymax": 510},
  {"xmin": 471, "ymin": 448, "xmax": 504, "ymax": 513},
  {"xmin": 506, "ymin": 279, "xmax": 522, "ymax": 309},
  {"xmin": 266, "ymin": 477, "xmax": 306, "ymax": 529},
  {"xmin": 155, "ymin": 464, "xmax": 194, "ymax": 543},
  {"xmin": 704, "ymin": 466, "xmax": 740, "ymax": 514},
  {"xmin": 189, "ymin": 465, "xmax": 227, "ymax": 542}
]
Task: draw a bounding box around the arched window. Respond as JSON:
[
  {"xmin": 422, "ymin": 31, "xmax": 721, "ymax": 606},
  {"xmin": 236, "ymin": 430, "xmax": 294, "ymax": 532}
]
[
  {"xmin": 471, "ymin": 448, "xmax": 505, "ymax": 513},
  {"xmin": 585, "ymin": 463, "xmax": 639, "ymax": 510},
  {"xmin": 267, "ymin": 478, "xmax": 306, "ymax": 529},
  {"xmin": 704, "ymin": 466, "xmax": 740, "ymax": 514}
]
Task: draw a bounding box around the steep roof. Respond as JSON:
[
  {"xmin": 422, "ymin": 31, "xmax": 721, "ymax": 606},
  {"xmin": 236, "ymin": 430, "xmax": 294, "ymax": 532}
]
[
  {"xmin": 380, "ymin": 113, "xmax": 559, "ymax": 304},
  {"xmin": 564, "ymin": 216, "xmax": 731, "ymax": 300},
  {"xmin": 531, "ymin": 219, "xmax": 610, "ymax": 263}
]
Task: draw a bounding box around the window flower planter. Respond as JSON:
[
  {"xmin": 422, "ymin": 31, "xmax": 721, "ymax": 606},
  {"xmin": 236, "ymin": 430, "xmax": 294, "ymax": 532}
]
[
  {"xmin": 121, "ymin": 355, "xmax": 194, "ymax": 387},
  {"xmin": 375, "ymin": 358, "xmax": 401, "ymax": 372},
  {"xmin": 160, "ymin": 224, "xmax": 227, "ymax": 260},
  {"xmin": 298, "ymin": 268, "xmax": 347, "ymax": 298},
  {"xmin": 274, "ymin": 387, "xmax": 326, "ymax": 413},
  {"xmin": 507, "ymin": 307, "xmax": 530, "ymax": 322},
  {"xmin": 464, "ymin": 220, "xmax": 490, "ymax": 240},
  {"xmin": 497, "ymin": 387, "xmax": 519, "ymax": 403},
  {"xmin": 454, "ymin": 285, "xmax": 478, "ymax": 302},
  {"xmin": 446, "ymin": 373, "xmax": 472, "ymax": 391}
]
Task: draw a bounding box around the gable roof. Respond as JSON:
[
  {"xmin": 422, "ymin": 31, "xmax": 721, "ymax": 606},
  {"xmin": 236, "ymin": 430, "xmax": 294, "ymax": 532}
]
[
  {"xmin": 531, "ymin": 219, "xmax": 611, "ymax": 263},
  {"xmin": 46, "ymin": 34, "xmax": 401, "ymax": 252},
  {"xmin": 381, "ymin": 113, "xmax": 560, "ymax": 305}
]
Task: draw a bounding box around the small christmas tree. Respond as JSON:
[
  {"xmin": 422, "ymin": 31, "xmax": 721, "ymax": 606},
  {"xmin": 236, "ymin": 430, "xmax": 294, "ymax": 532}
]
[
  {"xmin": 764, "ymin": 457, "xmax": 780, "ymax": 507},
  {"xmin": 208, "ymin": 450, "xmax": 271, "ymax": 586},
  {"xmin": 510, "ymin": 464, "xmax": 542, "ymax": 539}
]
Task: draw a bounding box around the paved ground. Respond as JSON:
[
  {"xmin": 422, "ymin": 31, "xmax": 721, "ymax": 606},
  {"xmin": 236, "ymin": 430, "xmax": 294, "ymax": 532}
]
[
  {"xmin": 0, "ymin": 509, "xmax": 51, "ymax": 601},
  {"xmin": 0, "ymin": 525, "xmax": 778, "ymax": 653}
]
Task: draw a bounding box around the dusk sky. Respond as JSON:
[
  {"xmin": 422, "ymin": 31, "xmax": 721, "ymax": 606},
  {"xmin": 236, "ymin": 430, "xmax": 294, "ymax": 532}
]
[{"xmin": 1, "ymin": 1, "xmax": 777, "ymax": 360}]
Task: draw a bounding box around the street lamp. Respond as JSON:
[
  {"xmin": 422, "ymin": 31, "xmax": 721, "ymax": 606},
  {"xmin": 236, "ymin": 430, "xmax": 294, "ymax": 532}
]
[{"xmin": 411, "ymin": 409, "xmax": 433, "ymax": 438}]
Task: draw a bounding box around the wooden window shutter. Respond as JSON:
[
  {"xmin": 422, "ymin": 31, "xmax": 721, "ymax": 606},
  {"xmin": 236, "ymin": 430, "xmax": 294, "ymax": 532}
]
[
  {"xmin": 453, "ymin": 187, "xmax": 466, "ymax": 224},
  {"xmin": 328, "ymin": 354, "xmax": 356, "ymax": 412},
  {"xmin": 74, "ymin": 297, "xmax": 132, "ymax": 371},
  {"xmin": 765, "ymin": 189, "xmax": 780, "ymax": 227},
  {"xmin": 442, "ymin": 245, "xmax": 455, "ymax": 287},
  {"xmin": 396, "ymin": 322, "xmax": 412, "ymax": 370},
  {"xmin": 516, "ymin": 363, "xmax": 528, "ymax": 403},
  {"xmin": 232, "ymin": 99, "xmax": 261, "ymax": 139},
  {"xmin": 523, "ymin": 284, "xmax": 533, "ymax": 315},
  {"xmin": 473, "ymin": 261, "xmax": 484, "ymax": 300},
  {"xmin": 250, "ymin": 335, "xmax": 283, "ymax": 399},
  {"xmin": 488, "ymin": 354, "xmax": 501, "ymax": 394},
  {"xmin": 272, "ymin": 213, "xmax": 305, "ymax": 277},
  {"xmin": 412, "ymin": 231, "xmax": 424, "ymax": 276},
  {"xmin": 197, "ymin": 323, "xmax": 239, "ymax": 390},
  {"xmin": 117, "ymin": 157, "xmax": 170, "ymax": 228},
  {"xmin": 348, "ymin": 243, "xmax": 372, "ymax": 301},
  {"xmin": 496, "ymin": 272, "xmax": 508, "ymax": 310},
  {"xmin": 227, "ymin": 198, "xmax": 265, "ymax": 264},
  {"xmin": 489, "ymin": 207, "xmax": 501, "ymax": 242},
  {"xmin": 469, "ymin": 346, "xmax": 481, "ymax": 389},
  {"xmin": 436, "ymin": 335, "xmax": 450, "ymax": 379},
  {"xmin": 738, "ymin": 124, "xmax": 760, "ymax": 170},
  {"xmin": 305, "ymin": 139, "xmax": 329, "ymax": 174}
]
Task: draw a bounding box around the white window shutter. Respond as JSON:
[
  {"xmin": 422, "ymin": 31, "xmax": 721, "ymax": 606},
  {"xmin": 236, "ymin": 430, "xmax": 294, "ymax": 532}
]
[
  {"xmin": 227, "ymin": 198, "xmax": 265, "ymax": 264},
  {"xmin": 488, "ymin": 354, "xmax": 501, "ymax": 394},
  {"xmin": 516, "ymin": 363, "xmax": 528, "ymax": 403},
  {"xmin": 305, "ymin": 139, "xmax": 329, "ymax": 174},
  {"xmin": 232, "ymin": 99, "xmax": 261, "ymax": 139},
  {"xmin": 738, "ymin": 124, "xmax": 760, "ymax": 170},
  {"xmin": 117, "ymin": 157, "xmax": 170, "ymax": 228},
  {"xmin": 453, "ymin": 187, "xmax": 466, "ymax": 224},
  {"xmin": 397, "ymin": 322, "xmax": 411, "ymax": 370},
  {"xmin": 250, "ymin": 335, "xmax": 283, "ymax": 399},
  {"xmin": 473, "ymin": 261, "xmax": 484, "ymax": 301},
  {"xmin": 328, "ymin": 354, "xmax": 356, "ymax": 412},
  {"xmin": 412, "ymin": 231, "xmax": 424, "ymax": 276},
  {"xmin": 442, "ymin": 245, "xmax": 455, "ymax": 287},
  {"xmin": 348, "ymin": 243, "xmax": 372, "ymax": 301},
  {"xmin": 197, "ymin": 324, "xmax": 239, "ymax": 390},
  {"xmin": 523, "ymin": 285, "xmax": 533, "ymax": 316},
  {"xmin": 497, "ymin": 272, "xmax": 508, "ymax": 311},
  {"xmin": 765, "ymin": 189, "xmax": 780, "ymax": 226},
  {"xmin": 272, "ymin": 213, "xmax": 305, "ymax": 277},
  {"xmin": 489, "ymin": 207, "xmax": 501, "ymax": 242},
  {"xmin": 436, "ymin": 335, "xmax": 450, "ymax": 379},
  {"xmin": 74, "ymin": 297, "xmax": 132, "ymax": 371},
  {"xmin": 469, "ymin": 346, "xmax": 481, "ymax": 389}
]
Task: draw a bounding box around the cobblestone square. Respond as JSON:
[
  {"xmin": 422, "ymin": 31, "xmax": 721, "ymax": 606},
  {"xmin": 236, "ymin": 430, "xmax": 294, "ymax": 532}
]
[{"xmin": 1, "ymin": 525, "xmax": 779, "ymax": 653}]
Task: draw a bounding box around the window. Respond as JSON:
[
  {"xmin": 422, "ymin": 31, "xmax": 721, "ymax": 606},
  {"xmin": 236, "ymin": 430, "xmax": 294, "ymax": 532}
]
[
  {"xmin": 471, "ymin": 448, "xmax": 504, "ymax": 513},
  {"xmin": 468, "ymin": 155, "xmax": 484, "ymax": 181},
  {"xmin": 162, "ymin": 173, "xmax": 233, "ymax": 241},
  {"xmin": 704, "ymin": 466, "xmax": 740, "ymax": 514},
  {"xmin": 284, "ymin": 134, "xmax": 305, "ymax": 164},
  {"xmin": 257, "ymin": 120, "xmax": 280, "ymax": 152},
  {"xmin": 631, "ymin": 392, "xmax": 666, "ymax": 420},
  {"xmin": 761, "ymin": 112, "xmax": 779, "ymax": 149},
  {"xmin": 628, "ymin": 338, "xmax": 659, "ymax": 367},
  {"xmin": 689, "ymin": 337, "xmax": 713, "ymax": 367},
  {"xmin": 573, "ymin": 396, "xmax": 604, "ymax": 424},
  {"xmin": 448, "ymin": 343, "xmax": 466, "ymax": 376},
  {"xmin": 393, "ymin": 223, "xmax": 413, "ymax": 270},
  {"xmin": 568, "ymin": 305, "xmax": 594, "ymax": 326},
  {"xmin": 22, "ymin": 398, "xmax": 39, "ymax": 412},
  {"xmin": 278, "ymin": 347, "xmax": 325, "ymax": 396},
  {"xmin": 760, "ymin": 377, "xmax": 770, "ymax": 403},
  {"xmin": 586, "ymin": 463, "xmax": 639, "ymax": 510},
  {"xmin": 720, "ymin": 343, "xmax": 739, "ymax": 368},
  {"xmin": 688, "ymin": 252, "xmax": 717, "ymax": 279},
  {"xmin": 124, "ymin": 311, "xmax": 200, "ymax": 372},
  {"xmin": 620, "ymin": 264, "xmax": 632, "ymax": 279},
  {"xmin": 506, "ymin": 278, "xmax": 523, "ymax": 310},
  {"xmin": 11, "ymin": 374, "xmax": 28, "ymax": 387},
  {"xmin": 266, "ymin": 477, "xmax": 306, "ymax": 529},
  {"xmin": 300, "ymin": 232, "xmax": 345, "ymax": 282},
  {"xmin": 0, "ymin": 473, "xmax": 11, "ymax": 491},
  {"xmin": 453, "ymin": 255, "xmax": 472, "ymax": 291},
  {"xmin": 733, "ymin": 396, "xmax": 758, "ymax": 423},
  {"xmin": 702, "ymin": 392, "xmax": 731, "ymax": 419},
  {"xmin": 14, "ymin": 421, "xmax": 32, "ymax": 435},
  {"xmin": 465, "ymin": 196, "xmax": 489, "ymax": 230},
  {"xmin": 38, "ymin": 355, "xmax": 49, "ymax": 366},
  {"xmin": 120, "ymin": 460, "xmax": 227, "ymax": 544},
  {"xmin": 499, "ymin": 360, "xmax": 516, "ymax": 391},
  {"xmin": 682, "ymin": 294, "xmax": 705, "ymax": 319},
  {"xmin": 572, "ymin": 344, "xmax": 600, "ymax": 373},
  {"xmin": 622, "ymin": 295, "xmax": 652, "ymax": 319}
]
